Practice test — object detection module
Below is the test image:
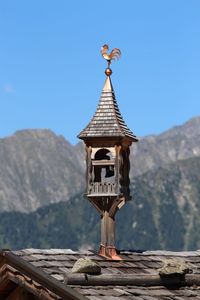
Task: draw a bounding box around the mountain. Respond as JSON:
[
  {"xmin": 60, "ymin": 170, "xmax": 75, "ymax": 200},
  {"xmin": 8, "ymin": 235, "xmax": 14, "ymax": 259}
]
[
  {"xmin": 0, "ymin": 116, "xmax": 200, "ymax": 213},
  {"xmin": 130, "ymin": 116, "xmax": 200, "ymax": 177},
  {"xmin": 0, "ymin": 130, "xmax": 84, "ymax": 212},
  {"xmin": 119, "ymin": 155, "xmax": 200, "ymax": 251},
  {"xmin": 75, "ymin": 116, "xmax": 200, "ymax": 178},
  {"xmin": 1, "ymin": 155, "xmax": 200, "ymax": 251}
]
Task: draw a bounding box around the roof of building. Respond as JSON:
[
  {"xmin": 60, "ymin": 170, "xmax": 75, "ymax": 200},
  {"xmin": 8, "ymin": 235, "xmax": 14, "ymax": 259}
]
[
  {"xmin": 1, "ymin": 248, "xmax": 200, "ymax": 299},
  {"xmin": 78, "ymin": 74, "xmax": 138, "ymax": 141}
]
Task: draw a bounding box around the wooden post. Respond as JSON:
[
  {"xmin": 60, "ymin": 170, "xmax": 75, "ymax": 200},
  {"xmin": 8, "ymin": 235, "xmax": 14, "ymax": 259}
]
[
  {"xmin": 99, "ymin": 200, "xmax": 122, "ymax": 260},
  {"xmin": 86, "ymin": 146, "xmax": 92, "ymax": 194},
  {"xmin": 101, "ymin": 211, "xmax": 115, "ymax": 248}
]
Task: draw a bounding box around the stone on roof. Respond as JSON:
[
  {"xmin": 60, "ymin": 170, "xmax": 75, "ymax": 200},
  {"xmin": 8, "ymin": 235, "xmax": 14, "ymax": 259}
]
[{"xmin": 1, "ymin": 248, "xmax": 200, "ymax": 299}]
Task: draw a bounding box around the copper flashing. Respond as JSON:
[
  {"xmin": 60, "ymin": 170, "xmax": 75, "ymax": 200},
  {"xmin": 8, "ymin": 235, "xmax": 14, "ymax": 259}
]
[{"xmin": 98, "ymin": 245, "xmax": 122, "ymax": 260}]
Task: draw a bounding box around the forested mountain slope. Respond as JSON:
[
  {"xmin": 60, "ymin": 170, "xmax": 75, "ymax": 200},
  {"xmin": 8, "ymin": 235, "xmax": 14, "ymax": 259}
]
[
  {"xmin": 1, "ymin": 156, "xmax": 200, "ymax": 251},
  {"xmin": 0, "ymin": 116, "xmax": 200, "ymax": 213}
]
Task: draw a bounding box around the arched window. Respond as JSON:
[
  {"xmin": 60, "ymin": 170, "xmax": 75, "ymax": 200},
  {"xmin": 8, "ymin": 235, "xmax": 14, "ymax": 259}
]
[{"xmin": 93, "ymin": 149, "xmax": 114, "ymax": 183}]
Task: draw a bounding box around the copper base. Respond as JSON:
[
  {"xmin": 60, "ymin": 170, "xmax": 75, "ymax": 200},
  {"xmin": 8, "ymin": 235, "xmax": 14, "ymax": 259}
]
[{"xmin": 98, "ymin": 245, "xmax": 122, "ymax": 260}]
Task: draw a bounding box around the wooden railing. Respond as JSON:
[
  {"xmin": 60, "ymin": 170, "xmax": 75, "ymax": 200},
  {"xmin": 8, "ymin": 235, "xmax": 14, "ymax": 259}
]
[{"xmin": 89, "ymin": 182, "xmax": 116, "ymax": 195}]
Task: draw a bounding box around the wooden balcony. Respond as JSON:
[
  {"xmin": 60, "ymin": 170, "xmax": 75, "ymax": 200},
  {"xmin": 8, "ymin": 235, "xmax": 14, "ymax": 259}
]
[
  {"xmin": 88, "ymin": 182, "xmax": 117, "ymax": 197},
  {"xmin": 92, "ymin": 159, "xmax": 115, "ymax": 166}
]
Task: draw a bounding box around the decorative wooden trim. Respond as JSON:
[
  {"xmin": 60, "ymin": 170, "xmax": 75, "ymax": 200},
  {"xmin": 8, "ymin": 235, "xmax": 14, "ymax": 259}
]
[
  {"xmin": 7, "ymin": 272, "xmax": 58, "ymax": 300},
  {"xmin": 1, "ymin": 251, "xmax": 87, "ymax": 300},
  {"xmin": 5, "ymin": 286, "xmax": 29, "ymax": 300}
]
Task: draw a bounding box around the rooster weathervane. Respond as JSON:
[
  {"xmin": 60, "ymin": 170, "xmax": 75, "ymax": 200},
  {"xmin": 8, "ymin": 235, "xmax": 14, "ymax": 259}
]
[{"xmin": 101, "ymin": 44, "xmax": 121, "ymax": 70}]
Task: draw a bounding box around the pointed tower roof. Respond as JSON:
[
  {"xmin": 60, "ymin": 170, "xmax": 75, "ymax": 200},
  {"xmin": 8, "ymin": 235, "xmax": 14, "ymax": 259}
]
[{"xmin": 78, "ymin": 69, "xmax": 138, "ymax": 142}]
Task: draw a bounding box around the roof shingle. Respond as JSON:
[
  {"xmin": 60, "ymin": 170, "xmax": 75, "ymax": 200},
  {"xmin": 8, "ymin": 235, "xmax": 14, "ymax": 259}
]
[
  {"xmin": 2, "ymin": 248, "xmax": 200, "ymax": 299},
  {"xmin": 78, "ymin": 76, "xmax": 138, "ymax": 141}
]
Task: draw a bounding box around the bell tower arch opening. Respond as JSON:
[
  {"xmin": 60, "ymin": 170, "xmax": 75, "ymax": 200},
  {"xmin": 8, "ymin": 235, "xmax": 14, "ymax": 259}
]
[{"xmin": 94, "ymin": 149, "xmax": 115, "ymax": 183}]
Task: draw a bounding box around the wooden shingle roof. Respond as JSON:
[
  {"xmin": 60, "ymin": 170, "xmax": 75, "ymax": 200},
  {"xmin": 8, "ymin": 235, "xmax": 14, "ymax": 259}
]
[
  {"xmin": 78, "ymin": 75, "xmax": 138, "ymax": 141},
  {"xmin": 1, "ymin": 248, "xmax": 200, "ymax": 299}
]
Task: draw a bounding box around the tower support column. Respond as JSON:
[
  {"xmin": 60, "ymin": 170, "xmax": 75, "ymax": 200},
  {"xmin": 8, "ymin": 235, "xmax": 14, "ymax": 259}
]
[{"xmin": 99, "ymin": 207, "xmax": 121, "ymax": 260}]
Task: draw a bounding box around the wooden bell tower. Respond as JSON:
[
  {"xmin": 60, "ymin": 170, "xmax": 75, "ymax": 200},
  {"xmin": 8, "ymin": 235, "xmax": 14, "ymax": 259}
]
[{"xmin": 78, "ymin": 45, "xmax": 138, "ymax": 259}]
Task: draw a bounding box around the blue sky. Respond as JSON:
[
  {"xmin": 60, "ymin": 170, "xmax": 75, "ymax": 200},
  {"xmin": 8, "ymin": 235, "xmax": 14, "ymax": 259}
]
[{"xmin": 1, "ymin": 1, "xmax": 200, "ymax": 144}]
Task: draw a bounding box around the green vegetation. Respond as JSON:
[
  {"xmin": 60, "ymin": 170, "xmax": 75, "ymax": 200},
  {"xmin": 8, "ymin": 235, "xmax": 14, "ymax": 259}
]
[{"xmin": 1, "ymin": 156, "xmax": 200, "ymax": 251}]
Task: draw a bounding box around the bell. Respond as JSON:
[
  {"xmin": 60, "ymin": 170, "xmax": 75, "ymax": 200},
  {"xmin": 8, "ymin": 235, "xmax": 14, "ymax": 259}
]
[{"xmin": 105, "ymin": 166, "xmax": 114, "ymax": 178}]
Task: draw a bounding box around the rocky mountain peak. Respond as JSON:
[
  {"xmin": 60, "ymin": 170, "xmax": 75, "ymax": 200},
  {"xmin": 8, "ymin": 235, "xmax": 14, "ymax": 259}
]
[
  {"xmin": 0, "ymin": 129, "xmax": 84, "ymax": 212},
  {"xmin": 0, "ymin": 116, "xmax": 200, "ymax": 213}
]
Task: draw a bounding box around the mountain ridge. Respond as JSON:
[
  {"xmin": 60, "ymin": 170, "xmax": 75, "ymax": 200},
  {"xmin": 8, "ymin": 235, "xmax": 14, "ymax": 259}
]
[
  {"xmin": 0, "ymin": 115, "xmax": 200, "ymax": 212},
  {"xmin": 0, "ymin": 155, "xmax": 200, "ymax": 251},
  {"xmin": 0, "ymin": 129, "xmax": 84, "ymax": 212}
]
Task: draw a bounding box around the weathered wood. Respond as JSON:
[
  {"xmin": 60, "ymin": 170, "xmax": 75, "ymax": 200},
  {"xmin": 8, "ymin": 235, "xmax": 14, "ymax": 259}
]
[
  {"xmin": 185, "ymin": 274, "xmax": 200, "ymax": 286},
  {"xmin": 86, "ymin": 146, "xmax": 92, "ymax": 193},
  {"xmin": 78, "ymin": 74, "xmax": 138, "ymax": 141},
  {"xmin": 0, "ymin": 277, "xmax": 16, "ymax": 298},
  {"xmin": 2, "ymin": 251, "xmax": 87, "ymax": 300},
  {"xmin": 92, "ymin": 160, "xmax": 115, "ymax": 166},
  {"xmin": 66, "ymin": 273, "xmax": 200, "ymax": 287},
  {"xmin": 89, "ymin": 182, "xmax": 116, "ymax": 195},
  {"xmin": 79, "ymin": 67, "xmax": 138, "ymax": 259},
  {"xmin": 101, "ymin": 211, "xmax": 115, "ymax": 248},
  {"xmin": 66, "ymin": 273, "xmax": 163, "ymax": 286},
  {"xmin": 5, "ymin": 286, "xmax": 29, "ymax": 300},
  {"xmin": 115, "ymin": 145, "xmax": 120, "ymax": 194},
  {"xmin": 8, "ymin": 272, "xmax": 58, "ymax": 300}
]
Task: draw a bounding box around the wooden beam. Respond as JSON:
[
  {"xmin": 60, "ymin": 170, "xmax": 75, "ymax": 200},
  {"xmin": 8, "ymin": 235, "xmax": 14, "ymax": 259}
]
[
  {"xmin": 5, "ymin": 286, "xmax": 29, "ymax": 300},
  {"xmin": 7, "ymin": 273, "xmax": 55, "ymax": 300},
  {"xmin": 185, "ymin": 274, "xmax": 200, "ymax": 286},
  {"xmin": 0, "ymin": 277, "xmax": 17, "ymax": 298},
  {"xmin": 2, "ymin": 251, "xmax": 87, "ymax": 300},
  {"xmin": 65, "ymin": 273, "xmax": 200, "ymax": 287},
  {"xmin": 66, "ymin": 273, "xmax": 163, "ymax": 286}
]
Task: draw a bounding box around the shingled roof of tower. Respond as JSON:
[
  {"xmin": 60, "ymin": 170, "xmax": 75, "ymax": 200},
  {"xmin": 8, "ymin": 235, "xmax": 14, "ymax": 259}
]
[
  {"xmin": 78, "ymin": 75, "xmax": 138, "ymax": 141},
  {"xmin": 1, "ymin": 248, "xmax": 200, "ymax": 299}
]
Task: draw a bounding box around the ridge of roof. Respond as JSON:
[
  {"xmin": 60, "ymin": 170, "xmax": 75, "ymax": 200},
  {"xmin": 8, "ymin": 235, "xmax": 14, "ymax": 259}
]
[
  {"xmin": 78, "ymin": 75, "xmax": 138, "ymax": 141},
  {"xmin": 2, "ymin": 248, "xmax": 200, "ymax": 299}
]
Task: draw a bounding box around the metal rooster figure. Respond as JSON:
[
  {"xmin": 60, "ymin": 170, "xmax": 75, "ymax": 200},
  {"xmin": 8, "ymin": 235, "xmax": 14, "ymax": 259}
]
[{"xmin": 101, "ymin": 44, "xmax": 121, "ymax": 68}]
